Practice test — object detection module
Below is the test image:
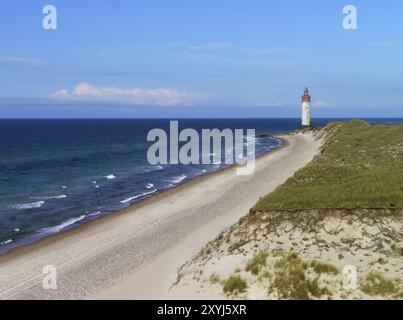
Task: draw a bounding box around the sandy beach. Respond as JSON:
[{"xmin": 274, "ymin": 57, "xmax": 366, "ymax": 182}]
[{"xmin": 0, "ymin": 132, "xmax": 322, "ymax": 300}]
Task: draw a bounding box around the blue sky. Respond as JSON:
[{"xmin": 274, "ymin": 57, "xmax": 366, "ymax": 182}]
[{"xmin": 0, "ymin": 0, "xmax": 402, "ymax": 118}]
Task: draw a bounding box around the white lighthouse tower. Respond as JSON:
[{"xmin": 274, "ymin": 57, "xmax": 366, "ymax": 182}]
[{"xmin": 301, "ymin": 87, "xmax": 311, "ymax": 127}]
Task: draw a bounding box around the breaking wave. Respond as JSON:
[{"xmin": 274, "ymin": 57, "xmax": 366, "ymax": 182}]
[
  {"xmin": 104, "ymin": 174, "xmax": 116, "ymax": 180},
  {"xmin": 41, "ymin": 215, "xmax": 86, "ymax": 234},
  {"xmin": 172, "ymin": 174, "xmax": 187, "ymax": 184},
  {"xmin": 32, "ymin": 195, "xmax": 67, "ymax": 200},
  {"xmin": 12, "ymin": 201, "xmax": 45, "ymax": 210},
  {"xmin": 120, "ymin": 189, "xmax": 158, "ymax": 204}
]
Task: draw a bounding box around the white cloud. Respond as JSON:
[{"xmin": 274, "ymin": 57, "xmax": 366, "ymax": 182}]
[
  {"xmin": 53, "ymin": 89, "xmax": 70, "ymax": 98},
  {"xmin": 187, "ymin": 42, "xmax": 229, "ymax": 51},
  {"xmin": 53, "ymin": 82, "xmax": 209, "ymax": 106},
  {"xmin": 0, "ymin": 56, "xmax": 46, "ymax": 66}
]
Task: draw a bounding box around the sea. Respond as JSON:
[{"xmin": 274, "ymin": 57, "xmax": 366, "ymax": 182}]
[{"xmin": 0, "ymin": 118, "xmax": 402, "ymax": 254}]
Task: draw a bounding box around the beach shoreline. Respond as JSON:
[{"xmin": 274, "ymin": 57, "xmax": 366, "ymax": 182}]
[
  {"xmin": 0, "ymin": 135, "xmax": 287, "ymax": 259},
  {"xmin": 0, "ymin": 132, "xmax": 323, "ymax": 300}
]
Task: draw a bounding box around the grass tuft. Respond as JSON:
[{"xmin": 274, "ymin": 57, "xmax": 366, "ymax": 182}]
[
  {"xmin": 245, "ymin": 251, "xmax": 269, "ymax": 275},
  {"xmin": 270, "ymin": 253, "xmax": 330, "ymax": 300},
  {"xmin": 361, "ymin": 272, "xmax": 402, "ymax": 298},
  {"xmin": 310, "ymin": 260, "xmax": 339, "ymax": 275},
  {"xmin": 391, "ymin": 243, "xmax": 403, "ymax": 256},
  {"xmin": 209, "ymin": 273, "xmax": 220, "ymax": 285},
  {"xmin": 222, "ymin": 274, "xmax": 248, "ymax": 295}
]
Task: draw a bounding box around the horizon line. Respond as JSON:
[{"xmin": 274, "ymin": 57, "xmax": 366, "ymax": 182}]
[{"xmin": 0, "ymin": 117, "xmax": 402, "ymax": 120}]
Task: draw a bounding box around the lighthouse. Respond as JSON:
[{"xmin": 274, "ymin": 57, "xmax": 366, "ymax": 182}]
[{"xmin": 301, "ymin": 87, "xmax": 311, "ymax": 127}]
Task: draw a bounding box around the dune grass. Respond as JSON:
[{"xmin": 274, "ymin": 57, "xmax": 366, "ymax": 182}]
[
  {"xmin": 361, "ymin": 272, "xmax": 403, "ymax": 299},
  {"xmin": 245, "ymin": 251, "xmax": 268, "ymax": 275},
  {"xmin": 270, "ymin": 253, "xmax": 331, "ymax": 300},
  {"xmin": 310, "ymin": 260, "xmax": 339, "ymax": 275},
  {"xmin": 254, "ymin": 120, "xmax": 403, "ymax": 210},
  {"xmin": 222, "ymin": 274, "xmax": 248, "ymax": 295}
]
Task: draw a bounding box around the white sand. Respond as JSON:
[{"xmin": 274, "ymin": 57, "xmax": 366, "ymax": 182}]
[
  {"xmin": 0, "ymin": 132, "xmax": 322, "ymax": 300},
  {"xmin": 173, "ymin": 209, "xmax": 403, "ymax": 300}
]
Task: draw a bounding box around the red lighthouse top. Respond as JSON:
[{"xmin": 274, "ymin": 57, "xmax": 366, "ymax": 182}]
[{"xmin": 302, "ymin": 87, "xmax": 311, "ymax": 103}]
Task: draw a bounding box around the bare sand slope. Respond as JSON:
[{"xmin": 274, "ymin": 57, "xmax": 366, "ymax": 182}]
[{"xmin": 0, "ymin": 132, "xmax": 322, "ymax": 300}]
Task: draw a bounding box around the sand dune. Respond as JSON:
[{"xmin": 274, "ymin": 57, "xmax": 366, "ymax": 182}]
[{"xmin": 173, "ymin": 208, "xmax": 403, "ymax": 300}]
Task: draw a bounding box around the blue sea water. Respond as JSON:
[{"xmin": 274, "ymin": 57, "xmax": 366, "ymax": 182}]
[{"xmin": 0, "ymin": 118, "xmax": 401, "ymax": 253}]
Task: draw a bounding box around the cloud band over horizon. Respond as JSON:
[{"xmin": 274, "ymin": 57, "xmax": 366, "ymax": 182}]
[{"xmin": 53, "ymin": 83, "xmax": 210, "ymax": 106}]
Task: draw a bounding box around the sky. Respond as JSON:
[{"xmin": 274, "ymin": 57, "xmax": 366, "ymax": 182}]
[{"xmin": 0, "ymin": 0, "xmax": 402, "ymax": 118}]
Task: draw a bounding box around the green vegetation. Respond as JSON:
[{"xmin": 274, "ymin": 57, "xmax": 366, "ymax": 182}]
[
  {"xmin": 255, "ymin": 120, "xmax": 403, "ymax": 210},
  {"xmin": 310, "ymin": 260, "xmax": 339, "ymax": 275},
  {"xmin": 209, "ymin": 273, "xmax": 221, "ymax": 285},
  {"xmin": 391, "ymin": 243, "xmax": 403, "ymax": 256},
  {"xmin": 258, "ymin": 270, "xmax": 272, "ymax": 282},
  {"xmin": 245, "ymin": 251, "xmax": 268, "ymax": 275},
  {"xmin": 222, "ymin": 274, "xmax": 248, "ymax": 295},
  {"xmin": 270, "ymin": 253, "xmax": 331, "ymax": 300},
  {"xmin": 361, "ymin": 272, "xmax": 402, "ymax": 298}
]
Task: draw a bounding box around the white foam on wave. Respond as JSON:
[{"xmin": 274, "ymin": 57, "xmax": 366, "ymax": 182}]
[
  {"xmin": 172, "ymin": 174, "xmax": 187, "ymax": 184},
  {"xmin": 270, "ymin": 138, "xmax": 282, "ymax": 145},
  {"xmin": 88, "ymin": 211, "xmax": 102, "ymax": 217},
  {"xmin": 120, "ymin": 189, "xmax": 158, "ymax": 204},
  {"xmin": 0, "ymin": 239, "xmax": 12, "ymax": 246},
  {"xmin": 146, "ymin": 183, "xmax": 154, "ymax": 189},
  {"xmin": 104, "ymin": 174, "xmax": 116, "ymax": 180},
  {"xmin": 145, "ymin": 165, "xmax": 164, "ymax": 173},
  {"xmin": 32, "ymin": 195, "xmax": 67, "ymax": 200},
  {"xmin": 41, "ymin": 215, "xmax": 86, "ymax": 234},
  {"xmin": 12, "ymin": 201, "xmax": 45, "ymax": 210}
]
